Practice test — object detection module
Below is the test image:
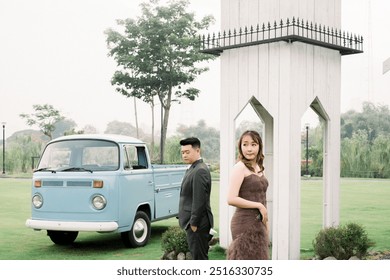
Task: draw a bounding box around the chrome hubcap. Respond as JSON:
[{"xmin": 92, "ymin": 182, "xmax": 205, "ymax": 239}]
[{"xmin": 133, "ymin": 218, "xmax": 147, "ymax": 242}]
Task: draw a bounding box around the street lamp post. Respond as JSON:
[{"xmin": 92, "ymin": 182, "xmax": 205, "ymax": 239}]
[
  {"xmin": 305, "ymin": 124, "xmax": 309, "ymax": 176},
  {"xmin": 2, "ymin": 122, "xmax": 5, "ymax": 174}
]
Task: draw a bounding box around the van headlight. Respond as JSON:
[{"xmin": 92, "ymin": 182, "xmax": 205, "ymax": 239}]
[
  {"xmin": 92, "ymin": 195, "xmax": 107, "ymax": 210},
  {"xmin": 32, "ymin": 194, "xmax": 43, "ymax": 209}
]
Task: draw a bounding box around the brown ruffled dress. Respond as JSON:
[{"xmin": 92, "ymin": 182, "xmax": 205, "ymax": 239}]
[{"xmin": 227, "ymin": 174, "xmax": 269, "ymax": 260}]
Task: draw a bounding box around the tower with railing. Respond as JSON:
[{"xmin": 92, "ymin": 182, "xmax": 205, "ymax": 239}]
[{"xmin": 200, "ymin": 0, "xmax": 363, "ymax": 259}]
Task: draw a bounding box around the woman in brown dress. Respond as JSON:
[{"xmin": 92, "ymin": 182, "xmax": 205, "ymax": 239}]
[{"xmin": 227, "ymin": 130, "xmax": 269, "ymax": 260}]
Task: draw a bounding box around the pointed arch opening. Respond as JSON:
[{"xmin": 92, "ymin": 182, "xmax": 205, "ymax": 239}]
[
  {"xmin": 300, "ymin": 97, "xmax": 329, "ymax": 258},
  {"xmin": 234, "ymin": 97, "xmax": 273, "ymax": 167},
  {"xmin": 233, "ymin": 96, "xmax": 274, "ymax": 253}
]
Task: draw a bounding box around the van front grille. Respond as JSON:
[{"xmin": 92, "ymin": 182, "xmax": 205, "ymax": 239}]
[
  {"xmin": 42, "ymin": 181, "xmax": 64, "ymax": 187},
  {"xmin": 66, "ymin": 181, "xmax": 92, "ymax": 187}
]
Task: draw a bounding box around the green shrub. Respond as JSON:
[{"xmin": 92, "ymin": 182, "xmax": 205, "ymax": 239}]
[
  {"xmin": 161, "ymin": 226, "xmax": 189, "ymax": 253},
  {"xmin": 312, "ymin": 222, "xmax": 374, "ymax": 259}
]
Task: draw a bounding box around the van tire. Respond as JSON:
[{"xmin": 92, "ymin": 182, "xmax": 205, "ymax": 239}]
[
  {"xmin": 47, "ymin": 230, "xmax": 78, "ymax": 245},
  {"xmin": 121, "ymin": 211, "xmax": 151, "ymax": 248}
]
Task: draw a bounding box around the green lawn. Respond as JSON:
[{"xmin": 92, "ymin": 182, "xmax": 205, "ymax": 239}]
[
  {"xmin": 300, "ymin": 178, "xmax": 390, "ymax": 258},
  {"xmin": 1, "ymin": 177, "xmax": 389, "ymax": 260}
]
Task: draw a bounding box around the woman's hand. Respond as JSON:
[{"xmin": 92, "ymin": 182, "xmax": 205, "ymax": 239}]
[
  {"xmin": 258, "ymin": 204, "xmax": 270, "ymax": 237},
  {"xmin": 258, "ymin": 203, "xmax": 268, "ymax": 224}
]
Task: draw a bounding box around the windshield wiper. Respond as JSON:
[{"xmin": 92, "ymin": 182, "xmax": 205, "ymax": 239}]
[
  {"xmin": 60, "ymin": 167, "xmax": 93, "ymax": 173},
  {"xmin": 33, "ymin": 167, "xmax": 56, "ymax": 173}
]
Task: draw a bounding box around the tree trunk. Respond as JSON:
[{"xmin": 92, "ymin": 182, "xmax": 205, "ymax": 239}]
[
  {"xmin": 159, "ymin": 104, "xmax": 164, "ymax": 164},
  {"xmin": 158, "ymin": 88, "xmax": 172, "ymax": 164},
  {"xmin": 150, "ymin": 100, "xmax": 155, "ymax": 162},
  {"xmin": 160, "ymin": 88, "xmax": 172, "ymax": 164},
  {"xmin": 134, "ymin": 97, "xmax": 139, "ymax": 138}
]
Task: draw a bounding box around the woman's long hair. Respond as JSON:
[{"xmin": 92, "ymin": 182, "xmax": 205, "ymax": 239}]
[{"xmin": 237, "ymin": 130, "xmax": 265, "ymax": 173}]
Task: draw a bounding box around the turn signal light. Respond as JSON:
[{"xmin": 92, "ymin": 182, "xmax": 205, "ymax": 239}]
[
  {"xmin": 34, "ymin": 180, "xmax": 42, "ymax": 188},
  {"xmin": 93, "ymin": 180, "xmax": 104, "ymax": 188}
]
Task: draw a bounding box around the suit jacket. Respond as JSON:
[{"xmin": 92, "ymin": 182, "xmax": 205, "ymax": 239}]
[{"xmin": 178, "ymin": 159, "xmax": 214, "ymax": 231}]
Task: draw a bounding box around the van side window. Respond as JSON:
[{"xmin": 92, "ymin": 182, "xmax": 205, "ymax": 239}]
[
  {"xmin": 123, "ymin": 145, "xmax": 148, "ymax": 170},
  {"xmin": 136, "ymin": 146, "xmax": 148, "ymax": 169}
]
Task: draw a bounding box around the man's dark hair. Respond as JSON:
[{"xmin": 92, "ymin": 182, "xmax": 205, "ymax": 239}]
[{"xmin": 180, "ymin": 137, "xmax": 201, "ymax": 148}]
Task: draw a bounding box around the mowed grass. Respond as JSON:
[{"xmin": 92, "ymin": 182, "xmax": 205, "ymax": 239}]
[
  {"xmin": 1, "ymin": 177, "xmax": 389, "ymax": 259},
  {"xmin": 300, "ymin": 178, "xmax": 390, "ymax": 258}
]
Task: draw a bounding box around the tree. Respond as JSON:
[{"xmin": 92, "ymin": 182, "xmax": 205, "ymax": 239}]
[
  {"xmin": 164, "ymin": 135, "xmax": 183, "ymax": 164},
  {"xmin": 6, "ymin": 135, "xmax": 42, "ymax": 173},
  {"xmin": 82, "ymin": 124, "xmax": 99, "ymax": 134},
  {"xmin": 104, "ymin": 120, "xmax": 142, "ymax": 136},
  {"xmin": 53, "ymin": 118, "xmax": 80, "ymax": 138},
  {"xmin": 341, "ymin": 102, "xmax": 390, "ymax": 142},
  {"xmin": 105, "ymin": 0, "xmax": 216, "ymax": 163},
  {"xmin": 341, "ymin": 130, "xmax": 372, "ymax": 177},
  {"xmin": 371, "ymin": 134, "xmax": 390, "ymax": 178},
  {"xmin": 340, "ymin": 102, "xmax": 390, "ymax": 178},
  {"xmin": 20, "ymin": 104, "xmax": 65, "ymax": 140}
]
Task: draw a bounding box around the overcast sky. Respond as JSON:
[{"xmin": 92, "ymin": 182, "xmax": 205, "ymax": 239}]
[{"xmin": 1, "ymin": 0, "xmax": 389, "ymax": 137}]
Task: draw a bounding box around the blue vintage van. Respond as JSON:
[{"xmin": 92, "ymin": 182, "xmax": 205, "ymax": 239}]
[{"xmin": 25, "ymin": 134, "xmax": 187, "ymax": 247}]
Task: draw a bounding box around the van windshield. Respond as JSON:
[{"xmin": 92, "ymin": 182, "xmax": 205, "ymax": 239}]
[{"xmin": 37, "ymin": 139, "xmax": 120, "ymax": 172}]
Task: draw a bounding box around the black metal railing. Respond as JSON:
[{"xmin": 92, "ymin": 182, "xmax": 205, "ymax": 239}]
[{"xmin": 199, "ymin": 17, "xmax": 363, "ymax": 56}]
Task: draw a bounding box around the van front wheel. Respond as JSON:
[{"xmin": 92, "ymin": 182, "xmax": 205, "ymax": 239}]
[
  {"xmin": 47, "ymin": 230, "xmax": 78, "ymax": 245},
  {"xmin": 121, "ymin": 211, "xmax": 151, "ymax": 248}
]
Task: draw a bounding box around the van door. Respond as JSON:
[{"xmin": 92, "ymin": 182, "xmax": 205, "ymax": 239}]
[
  {"xmin": 118, "ymin": 145, "xmax": 154, "ymax": 227},
  {"xmin": 153, "ymin": 166, "xmax": 183, "ymax": 219}
]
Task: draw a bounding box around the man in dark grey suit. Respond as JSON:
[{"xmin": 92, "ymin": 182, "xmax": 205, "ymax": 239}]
[{"xmin": 178, "ymin": 137, "xmax": 214, "ymax": 260}]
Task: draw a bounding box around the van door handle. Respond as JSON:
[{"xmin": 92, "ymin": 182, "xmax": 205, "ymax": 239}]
[{"xmin": 148, "ymin": 180, "xmax": 154, "ymax": 185}]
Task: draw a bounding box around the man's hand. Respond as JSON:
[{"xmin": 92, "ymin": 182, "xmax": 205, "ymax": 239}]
[{"xmin": 191, "ymin": 225, "xmax": 198, "ymax": 232}]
